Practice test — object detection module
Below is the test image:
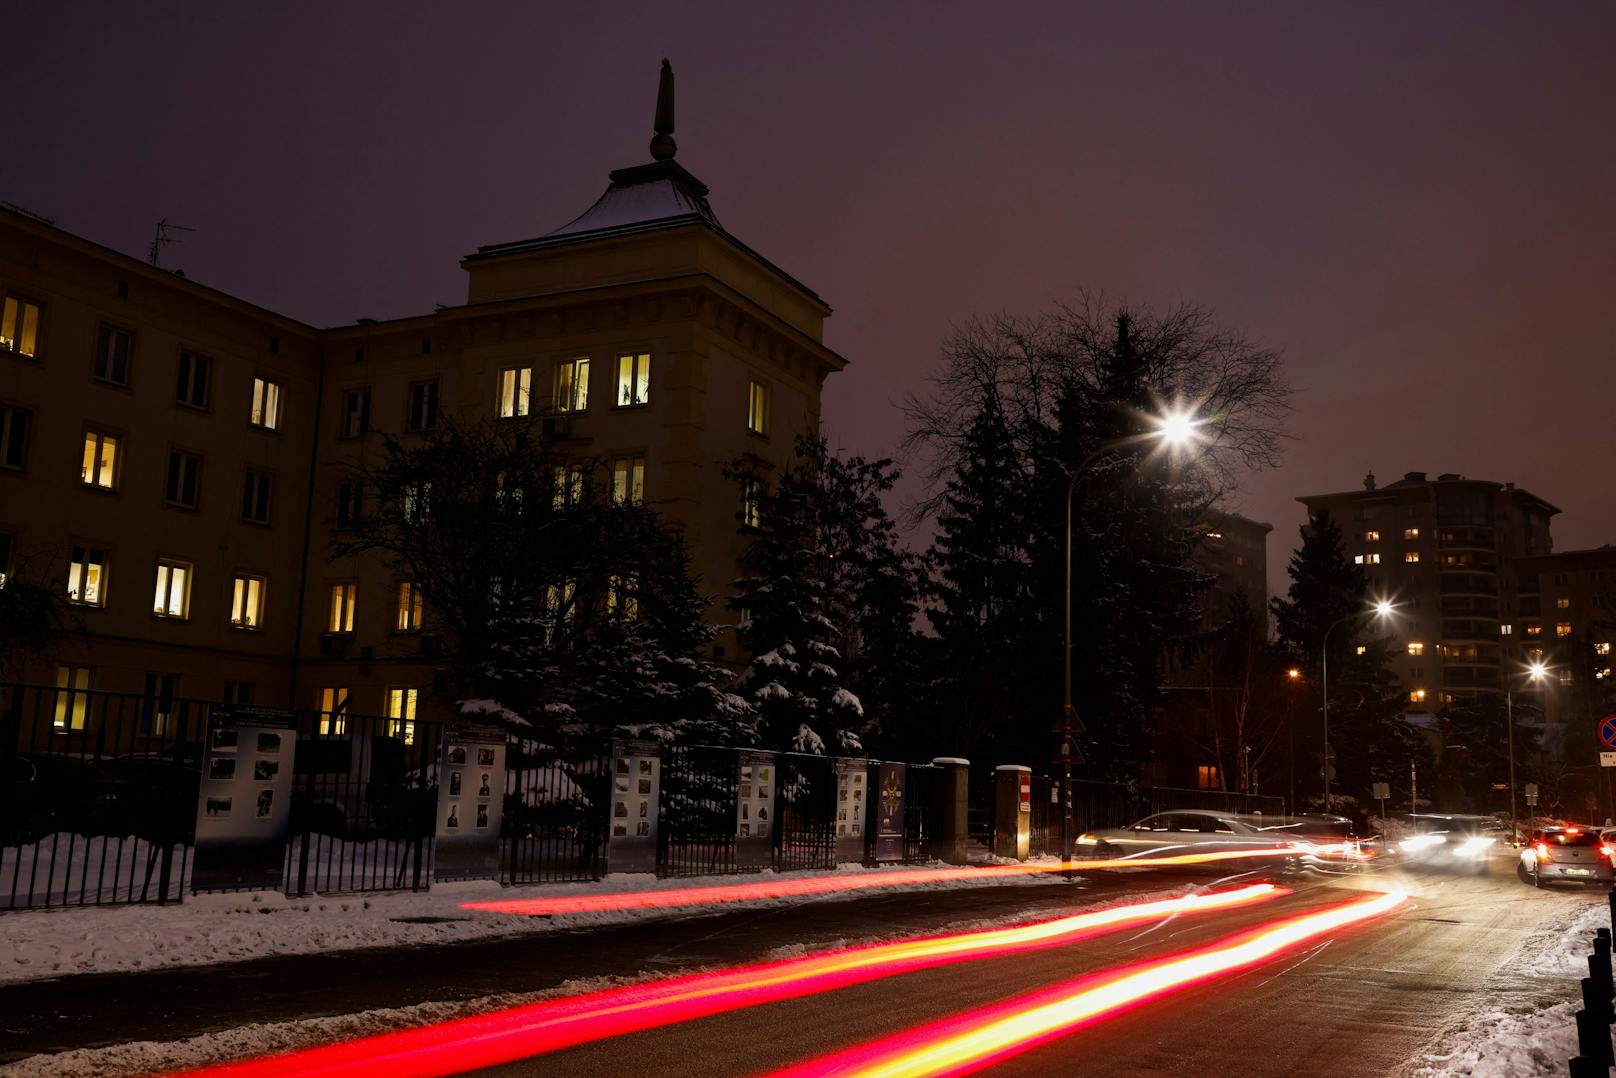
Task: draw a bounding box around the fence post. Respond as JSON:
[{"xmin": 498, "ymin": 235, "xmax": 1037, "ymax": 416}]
[
  {"xmin": 932, "ymin": 758, "xmax": 971, "ymax": 865},
  {"xmin": 1568, "ymin": 1055, "xmax": 1609, "ymax": 1077},
  {"xmin": 1575, "ymin": 1007, "xmax": 1614, "ymax": 1065},
  {"xmin": 993, "ymin": 766, "xmax": 1032, "ymax": 861}
]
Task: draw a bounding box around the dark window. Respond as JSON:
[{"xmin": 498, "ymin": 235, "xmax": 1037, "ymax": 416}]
[
  {"xmin": 222, "ymin": 680, "xmax": 254, "ymax": 705},
  {"xmin": 336, "ymin": 480, "xmax": 363, "ymax": 529},
  {"xmin": 342, "ymin": 388, "xmax": 371, "ymax": 438},
  {"xmin": 0, "ymin": 404, "xmax": 28, "ymax": 469},
  {"xmin": 407, "ymin": 381, "xmax": 438, "ymax": 432},
  {"xmin": 0, "ymin": 531, "xmax": 13, "ymax": 581},
  {"xmin": 176, "ymin": 351, "xmax": 210, "ymax": 408},
  {"xmin": 242, "ymin": 471, "xmax": 272, "ymax": 525},
  {"xmin": 140, "ymin": 672, "xmax": 179, "ymax": 735},
  {"xmin": 166, "ymin": 450, "xmax": 201, "ymax": 508},
  {"xmin": 94, "ymin": 325, "xmax": 133, "ymax": 385}
]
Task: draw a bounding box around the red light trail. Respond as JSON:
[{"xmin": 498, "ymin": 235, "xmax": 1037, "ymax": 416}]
[
  {"xmin": 161, "ymin": 885, "xmax": 1282, "ymax": 1078},
  {"xmin": 762, "ymin": 888, "xmax": 1408, "ymax": 1078},
  {"xmin": 460, "ymin": 848, "xmax": 1305, "ymax": 917}
]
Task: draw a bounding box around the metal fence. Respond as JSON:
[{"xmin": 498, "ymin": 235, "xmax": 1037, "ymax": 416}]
[
  {"xmin": 503, "ymin": 736, "xmax": 610, "ymax": 884},
  {"xmin": 775, "ymin": 752, "xmax": 837, "ymax": 871},
  {"xmin": 903, "ymin": 764, "xmax": 943, "ymax": 863},
  {"xmin": 658, "ymin": 744, "xmax": 741, "ymax": 877}
]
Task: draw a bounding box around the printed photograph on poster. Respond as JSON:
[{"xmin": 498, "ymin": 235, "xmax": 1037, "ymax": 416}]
[
  {"xmin": 613, "ymin": 824, "xmax": 627, "ymax": 837},
  {"xmin": 446, "ymin": 805, "xmax": 460, "ymax": 829},
  {"xmin": 448, "ymin": 746, "xmax": 466, "ymax": 765},
  {"xmin": 739, "ymin": 823, "xmax": 751, "ymax": 836},
  {"xmin": 759, "ymin": 768, "xmax": 770, "ymax": 782},
  {"xmin": 478, "ymin": 772, "xmax": 491, "ymax": 797},
  {"xmin": 477, "ymin": 748, "xmax": 495, "ymax": 767},
  {"xmin": 638, "ymin": 759, "xmax": 653, "ymax": 775},
  {"xmin": 476, "ymin": 803, "xmax": 489, "ymax": 829},
  {"xmin": 449, "ymin": 771, "xmax": 462, "ymax": 796},
  {"xmin": 616, "ymin": 758, "xmax": 630, "ymax": 775},
  {"xmin": 757, "ymin": 806, "xmax": 768, "ymax": 821},
  {"xmin": 205, "ymin": 796, "xmax": 231, "ymax": 817},
  {"xmin": 256, "ymin": 789, "xmax": 273, "ymax": 817},
  {"xmin": 615, "ymin": 777, "xmax": 629, "ymax": 793},
  {"xmin": 638, "ymin": 778, "xmax": 652, "ymax": 795},
  {"xmin": 758, "ymin": 786, "xmax": 769, "ymax": 799},
  {"xmin": 741, "ymin": 802, "xmax": 750, "ymax": 820},
  {"xmin": 615, "ymin": 801, "xmax": 628, "ymax": 818},
  {"xmin": 212, "ymin": 728, "xmax": 238, "ymax": 751},
  {"xmin": 638, "ymin": 799, "xmax": 648, "ymax": 818},
  {"xmin": 256, "ymin": 733, "xmax": 281, "ymax": 754},
  {"xmin": 253, "ymin": 760, "xmax": 279, "ymax": 782},
  {"xmin": 209, "ymin": 758, "xmax": 236, "ymax": 780},
  {"xmin": 636, "ymin": 821, "xmax": 650, "ymax": 836},
  {"xmin": 740, "ymin": 766, "xmax": 753, "ymax": 781},
  {"xmin": 740, "ymin": 784, "xmax": 752, "ymax": 799}
]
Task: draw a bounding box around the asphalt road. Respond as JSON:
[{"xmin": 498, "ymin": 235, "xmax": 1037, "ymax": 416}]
[{"xmin": 476, "ymin": 856, "xmax": 1595, "ymax": 1078}]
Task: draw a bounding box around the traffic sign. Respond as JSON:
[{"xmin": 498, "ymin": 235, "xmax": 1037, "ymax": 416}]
[
  {"xmin": 1601, "ymin": 715, "xmax": 1616, "ymax": 749},
  {"xmin": 1371, "ymin": 782, "xmax": 1390, "ymax": 800},
  {"xmin": 1602, "ymin": 752, "xmax": 1616, "ymax": 768}
]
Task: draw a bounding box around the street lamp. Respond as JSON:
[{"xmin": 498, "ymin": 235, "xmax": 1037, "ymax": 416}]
[
  {"xmin": 1286, "ymin": 667, "xmax": 1301, "ymax": 814},
  {"xmin": 1059, "ymin": 408, "xmax": 1206, "ymax": 861},
  {"xmin": 1320, "ymin": 600, "xmax": 1397, "ymax": 810},
  {"xmin": 1506, "ymin": 660, "xmax": 1549, "ymax": 842}
]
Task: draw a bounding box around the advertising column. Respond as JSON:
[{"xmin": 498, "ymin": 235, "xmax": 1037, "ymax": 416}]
[
  {"xmin": 193, "ymin": 705, "xmax": 298, "ymax": 893},
  {"xmin": 834, "ymin": 758, "xmax": 870, "ymax": 863},
  {"xmin": 873, "ymin": 761, "xmax": 906, "ymax": 862},
  {"xmin": 735, "ymin": 749, "xmax": 777, "ymax": 870},
  {"xmin": 607, "ymin": 738, "xmax": 661, "ymax": 874},
  {"xmin": 435, "ymin": 726, "xmax": 506, "ymax": 882}
]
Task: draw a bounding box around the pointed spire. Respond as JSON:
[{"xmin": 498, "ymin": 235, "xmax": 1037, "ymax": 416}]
[{"xmin": 650, "ymin": 59, "xmax": 677, "ymax": 161}]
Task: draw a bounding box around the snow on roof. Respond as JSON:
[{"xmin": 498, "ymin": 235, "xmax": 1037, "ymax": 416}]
[{"xmin": 546, "ymin": 163, "xmax": 721, "ymax": 239}]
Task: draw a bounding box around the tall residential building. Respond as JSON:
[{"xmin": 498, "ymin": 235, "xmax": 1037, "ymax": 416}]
[
  {"xmin": 0, "ymin": 66, "xmax": 847, "ymax": 724},
  {"xmin": 1297, "ymin": 471, "xmax": 1558, "ymax": 707},
  {"xmin": 1198, "ymin": 510, "xmax": 1272, "ymax": 622},
  {"xmin": 1513, "ymin": 546, "xmax": 1616, "ymax": 727}
]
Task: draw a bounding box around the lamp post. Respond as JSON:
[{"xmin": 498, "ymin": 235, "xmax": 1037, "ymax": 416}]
[
  {"xmin": 1506, "ymin": 660, "xmax": 1548, "ymax": 843},
  {"xmin": 1319, "ymin": 599, "xmax": 1395, "ymax": 811},
  {"xmin": 1059, "ymin": 410, "xmax": 1203, "ymax": 861},
  {"xmin": 1286, "ymin": 666, "xmax": 1301, "ymax": 814}
]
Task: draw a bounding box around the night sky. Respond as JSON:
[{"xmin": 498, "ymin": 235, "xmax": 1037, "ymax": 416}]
[{"xmin": 8, "ymin": 2, "xmax": 1613, "ymax": 598}]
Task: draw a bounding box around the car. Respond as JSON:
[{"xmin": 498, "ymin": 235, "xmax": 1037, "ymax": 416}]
[
  {"xmin": 1517, "ymin": 826, "xmax": 1614, "ymax": 887},
  {"xmin": 1397, "ymin": 813, "xmax": 1504, "ymax": 874},
  {"xmin": 1256, "ymin": 813, "xmax": 1376, "ymax": 867},
  {"xmin": 1075, "ymin": 809, "xmax": 1294, "ymax": 861}
]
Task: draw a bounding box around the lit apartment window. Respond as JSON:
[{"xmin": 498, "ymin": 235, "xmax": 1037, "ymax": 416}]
[
  {"xmin": 165, "ymin": 450, "xmax": 202, "ymax": 508},
  {"xmin": 615, "ymin": 352, "xmax": 650, "ymax": 407},
  {"xmin": 1560, "ymin": 669, "xmax": 1575, "ymax": 686},
  {"xmin": 607, "ymin": 574, "xmax": 640, "ymax": 620},
  {"xmin": 747, "ymin": 380, "xmax": 770, "ymax": 436},
  {"xmin": 1525, "ymin": 624, "xmax": 1542, "ymax": 637},
  {"xmin": 336, "ymin": 480, "xmax": 364, "ymax": 529},
  {"xmin": 1598, "ymin": 642, "xmax": 1612, "ymax": 656},
  {"xmin": 1, "ymin": 295, "xmax": 41, "ymax": 357},
  {"xmin": 53, "ymin": 666, "xmax": 92, "ymax": 730},
  {"xmin": 1556, "ymin": 622, "xmax": 1573, "ymax": 638},
  {"xmin": 0, "ymin": 404, "xmax": 29, "ymax": 469},
  {"xmin": 176, "ymin": 351, "xmax": 210, "ymax": 408},
  {"xmin": 242, "ymin": 471, "xmax": 273, "ymax": 525},
  {"xmin": 552, "ymin": 463, "xmax": 586, "ymax": 509},
  {"xmin": 141, "ymin": 672, "xmax": 179, "ymax": 735},
  {"xmin": 1364, "ymin": 553, "xmax": 1381, "ymax": 565},
  {"xmin": 554, "ymin": 357, "xmax": 589, "ymax": 413},
  {"xmin": 1405, "ymin": 552, "xmax": 1420, "ymax": 563},
  {"xmin": 318, "ymin": 687, "xmax": 349, "ymax": 735},
  {"xmin": 498, "ymin": 366, "xmax": 533, "ymax": 418},
  {"xmin": 742, "ymin": 476, "xmax": 763, "ymax": 529},
  {"xmin": 342, "ymin": 388, "xmax": 371, "ymax": 438},
  {"xmin": 406, "ymin": 381, "xmax": 438, "ymax": 432},
  {"xmin": 67, "ymin": 546, "xmax": 106, "ymax": 606},
  {"xmin": 1500, "ymin": 624, "xmax": 1513, "ymax": 635},
  {"xmin": 1403, "ymin": 528, "xmax": 1420, "ymax": 540},
  {"xmin": 328, "ymin": 583, "xmax": 356, "ymax": 633},
  {"xmin": 1556, "ymin": 597, "xmax": 1570, "ymax": 609},
  {"xmin": 153, "ymin": 560, "xmax": 190, "ymax": 619},
  {"xmin": 395, "ymin": 580, "xmax": 424, "ymax": 632},
  {"xmin": 81, "ymin": 431, "xmax": 119, "ymax": 489},
  {"xmin": 94, "ymin": 325, "xmax": 133, "ymax": 385},
  {"xmin": 231, "ymin": 574, "xmax": 265, "ymax": 629},
  {"xmin": 1527, "ymin": 647, "xmax": 1545, "ymax": 662},
  {"xmin": 1363, "ymin": 530, "xmax": 1380, "ymax": 542},
  {"xmin": 250, "ymin": 376, "xmax": 282, "ymax": 430},
  {"xmin": 612, "ymin": 456, "xmax": 645, "ymax": 506},
  {"xmin": 386, "ymin": 687, "xmax": 417, "ymax": 744},
  {"xmin": 1355, "ymin": 645, "xmax": 1367, "ymax": 656},
  {"xmin": 1407, "ymin": 642, "xmax": 1425, "ymax": 656},
  {"xmin": 1409, "ymin": 688, "xmax": 1427, "ymax": 703},
  {"xmin": 1196, "ymin": 765, "xmax": 1219, "ymax": 790}
]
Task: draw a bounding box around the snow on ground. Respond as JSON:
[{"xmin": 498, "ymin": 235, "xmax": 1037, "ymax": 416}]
[
  {"xmin": 1408, "ymin": 895, "xmax": 1610, "ymax": 1078},
  {"xmin": 1, "ymin": 834, "xmax": 187, "ymax": 908},
  {"xmin": 0, "ymin": 861, "xmax": 1071, "ymax": 987}
]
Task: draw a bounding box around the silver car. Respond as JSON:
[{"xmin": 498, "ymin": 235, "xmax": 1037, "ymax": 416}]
[
  {"xmin": 1076, "ymin": 809, "xmax": 1290, "ymax": 860},
  {"xmin": 1518, "ymin": 827, "xmax": 1615, "ymax": 887}
]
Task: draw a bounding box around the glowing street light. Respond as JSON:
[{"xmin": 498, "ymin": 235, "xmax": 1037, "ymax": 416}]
[{"xmin": 1506, "ymin": 660, "xmax": 1551, "ymax": 840}]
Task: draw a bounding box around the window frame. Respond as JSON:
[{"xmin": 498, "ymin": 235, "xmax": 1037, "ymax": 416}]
[
  {"xmin": 406, "ymin": 380, "xmax": 439, "ymax": 433},
  {"xmin": 613, "ymin": 352, "xmax": 651, "ymax": 408},
  {"xmin": 230, "ymin": 573, "xmax": 266, "ymax": 630},
  {"xmin": 341, "ymin": 387, "xmax": 372, "ymax": 439},
  {"xmin": 93, "ymin": 323, "xmax": 134, "ymax": 387},
  {"xmin": 554, "ymin": 357, "xmax": 590, "ymax": 413},
  {"xmin": 67, "ymin": 544, "xmax": 108, "ymax": 607},
  {"xmin": 336, "ymin": 479, "xmax": 364, "ymax": 530},
  {"xmin": 612, "ymin": 455, "xmax": 645, "ymax": 506},
  {"xmin": 497, "ymin": 366, "xmax": 534, "ymax": 419},
  {"xmin": 0, "ymin": 401, "xmax": 30, "ymax": 471},
  {"xmin": 81, "ymin": 429, "xmax": 122, "ymax": 490},
  {"xmin": 318, "ymin": 687, "xmax": 349, "ymax": 735},
  {"xmin": 395, "ymin": 579, "xmax": 424, "ymax": 633},
  {"xmin": 747, "ymin": 379, "xmax": 771, "ymax": 437},
  {"xmin": 164, "ymin": 448, "xmax": 203, "ymax": 510},
  {"xmin": 53, "ymin": 665, "xmax": 93, "ymax": 731},
  {"xmin": 249, "ymin": 375, "xmax": 283, "ymax": 431},
  {"xmin": 242, "ymin": 469, "xmax": 273, "ymax": 526},
  {"xmin": 1, "ymin": 293, "xmax": 43, "ymax": 359},
  {"xmin": 328, "ymin": 581, "xmax": 357, "ymax": 633},
  {"xmin": 153, "ymin": 558, "xmax": 192, "ymax": 620},
  {"xmin": 176, "ymin": 349, "xmax": 211, "ymax": 410},
  {"xmin": 385, "ymin": 687, "xmax": 418, "ymax": 744}
]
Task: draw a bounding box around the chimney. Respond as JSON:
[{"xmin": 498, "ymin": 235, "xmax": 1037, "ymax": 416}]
[{"xmin": 1364, "ymin": 471, "xmax": 1376, "ymax": 491}]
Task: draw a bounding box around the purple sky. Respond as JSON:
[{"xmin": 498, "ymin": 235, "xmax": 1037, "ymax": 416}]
[{"xmin": 8, "ymin": 2, "xmax": 1613, "ymax": 599}]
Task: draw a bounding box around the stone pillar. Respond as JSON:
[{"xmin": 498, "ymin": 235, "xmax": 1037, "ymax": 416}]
[
  {"xmin": 932, "ymin": 757, "xmax": 971, "ymax": 865},
  {"xmin": 994, "ymin": 765, "xmax": 1032, "ymax": 861}
]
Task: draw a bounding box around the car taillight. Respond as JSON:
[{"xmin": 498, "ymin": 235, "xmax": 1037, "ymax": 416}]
[
  {"xmin": 1535, "ymin": 842, "xmax": 1550, "ymax": 861},
  {"xmin": 1601, "ymin": 845, "xmax": 1615, "ymax": 860}
]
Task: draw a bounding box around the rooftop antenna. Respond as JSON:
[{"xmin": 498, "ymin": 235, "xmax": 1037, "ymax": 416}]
[{"xmin": 149, "ymin": 218, "xmax": 195, "ymax": 267}]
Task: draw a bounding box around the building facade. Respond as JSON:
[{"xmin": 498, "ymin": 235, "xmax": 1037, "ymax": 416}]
[
  {"xmin": 1297, "ymin": 471, "xmax": 1559, "ymax": 708},
  {"xmin": 1513, "ymin": 546, "xmax": 1616, "ymax": 727},
  {"xmin": 0, "ymin": 74, "xmax": 847, "ymax": 728}
]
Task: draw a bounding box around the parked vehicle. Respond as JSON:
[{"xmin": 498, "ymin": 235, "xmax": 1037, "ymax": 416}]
[
  {"xmin": 1517, "ymin": 826, "xmax": 1613, "ymax": 887},
  {"xmin": 0, "ymin": 753, "xmax": 123, "ymax": 845}
]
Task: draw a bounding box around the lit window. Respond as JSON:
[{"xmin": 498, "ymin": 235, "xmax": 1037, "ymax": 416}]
[
  {"xmin": 81, "ymin": 431, "xmax": 119, "ymax": 489},
  {"xmin": 1364, "ymin": 531, "xmax": 1380, "ymax": 542},
  {"xmin": 165, "ymin": 449, "xmax": 202, "ymax": 508},
  {"xmin": 318, "ymin": 687, "xmax": 349, "ymax": 735},
  {"xmin": 612, "ymin": 456, "xmax": 645, "ymax": 506},
  {"xmin": 1500, "ymin": 624, "xmax": 1513, "ymax": 635},
  {"xmin": 153, "ymin": 560, "xmax": 190, "ymax": 619},
  {"xmin": 1556, "ymin": 597, "xmax": 1570, "ymax": 609},
  {"xmin": 395, "ymin": 580, "xmax": 423, "ymax": 632},
  {"xmin": 552, "ymin": 463, "xmax": 586, "ymax": 509},
  {"xmin": 747, "ymin": 380, "xmax": 770, "ymax": 436},
  {"xmin": 1560, "ymin": 669, "xmax": 1575, "ymax": 686},
  {"xmin": 554, "ymin": 358, "xmax": 589, "ymax": 413},
  {"xmin": 1403, "ymin": 528, "xmax": 1419, "ymax": 540},
  {"xmin": 498, "ymin": 367, "xmax": 533, "ymax": 418},
  {"xmin": 94, "ymin": 325, "xmax": 133, "ymax": 385},
  {"xmin": 1525, "ymin": 624, "xmax": 1542, "ymax": 637},
  {"xmin": 1557, "ymin": 622, "xmax": 1573, "ymax": 638},
  {"xmin": 1597, "ymin": 643, "xmax": 1612, "ymax": 656},
  {"xmin": 406, "ymin": 381, "xmax": 438, "ymax": 432},
  {"xmin": 1527, "ymin": 647, "xmax": 1545, "ymax": 662},
  {"xmin": 1355, "ymin": 645, "xmax": 1367, "ymax": 656},
  {"xmin": 1, "ymin": 295, "xmax": 41, "ymax": 357},
  {"xmin": 0, "ymin": 404, "xmax": 29, "ymax": 469},
  {"xmin": 608, "ymin": 574, "xmax": 639, "ymax": 620},
  {"xmin": 1405, "ymin": 552, "xmax": 1420, "ymax": 563},
  {"xmin": 342, "ymin": 388, "xmax": 371, "ymax": 438},
  {"xmin": 742, "ymin": 476, "xmax": 763, "ymax": 529},
  {"xmin": 1409, "ymin": 688, "xmax": 1427, "ymax": 703},
  {"xmin": 1196, "ymin": 765, "xmax": 1220, "ymax": 790},
  {"xmin": 242, "ymin": 471, "xmax": 272, "ymax": 525},
  {"xmin": 328, "ymin": 582, "xmax": 356, "ymax": 633},
  {"xmin": 231, "ymin": 574, "xmax": 265, "ymax": 629},
  {"xmin": 250, "ymin": 377, "xmax": 282, "ymax": 430},
  {"xmin": 53, "ymin": 666, "xmax": 92, "ymax": 730},
  {"xmin": 1364, "ymin": 553, "xmax": 1381, "ymax": 565},
  {"xmin": 67, "ymin": 546, "xmax": 107, "ymax": 606},
  {"xmin": 1407, "ymin": 642, "xmax": 1425, "ymax": 656},
  {"xmin": 176, "ymin": 351, "xmax": 210, "ymax": 409},
  {"xmin": 385, "ymin": 687, "xmax": 417, "ymax": 744},
  {"xmin": 336, "ymin": 480, "xmax": 364, "ymax": 529},
  {"xmin": 615, "ymin": 352, "xmax": 650, "ymax": 407}
]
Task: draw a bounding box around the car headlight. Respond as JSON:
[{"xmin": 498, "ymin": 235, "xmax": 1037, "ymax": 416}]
[
  {"xmin": 1453, "ymin": 836, "xmax": 1494, "ymax": 859},
  {"xmin": 1075, "ymin": 834, "xmax": 1099, "ymax": 846},
  {"xmin": 1398, "ymin": 834, "xmax": 1446, "ymax": 853}
]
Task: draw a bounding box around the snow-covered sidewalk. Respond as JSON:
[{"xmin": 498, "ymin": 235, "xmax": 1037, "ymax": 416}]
[{"xmin": 0, "ymin": 861, "xmax": 1068, "ymax": 987}]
